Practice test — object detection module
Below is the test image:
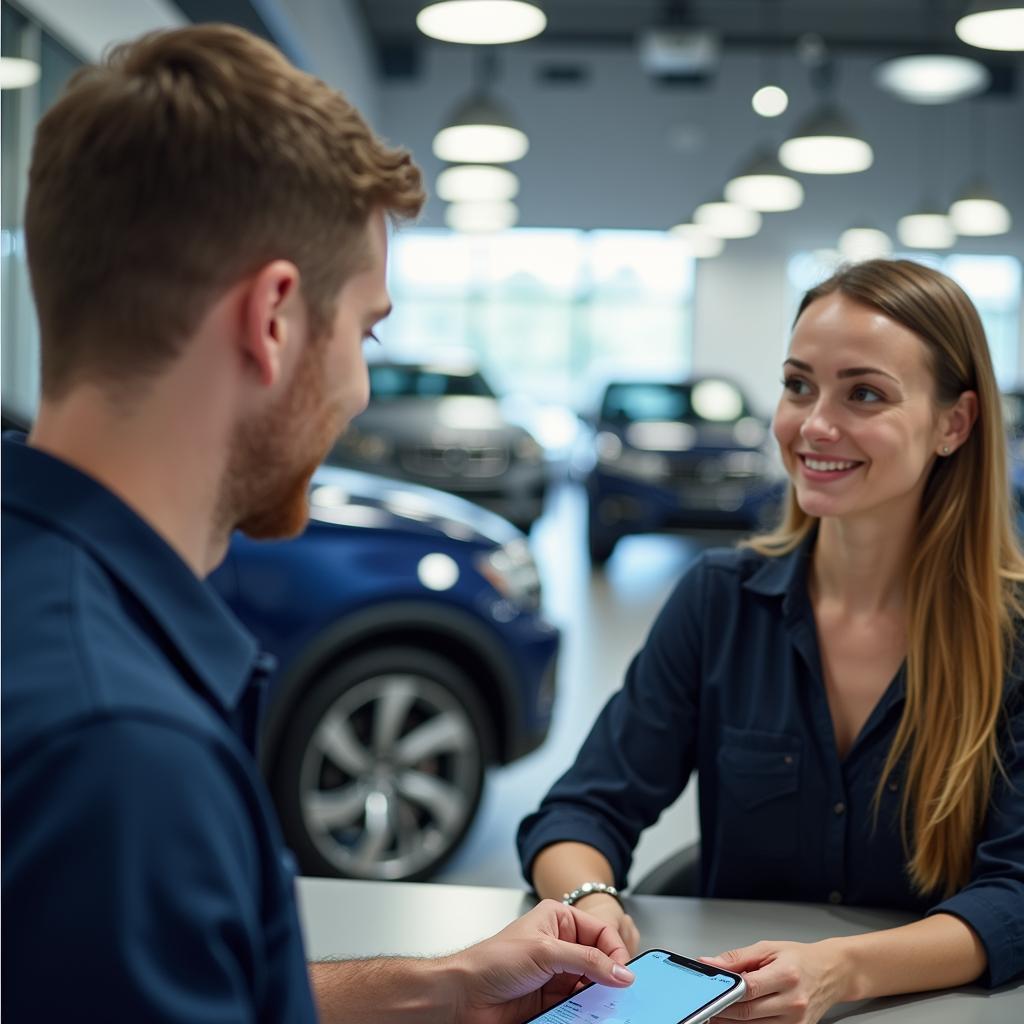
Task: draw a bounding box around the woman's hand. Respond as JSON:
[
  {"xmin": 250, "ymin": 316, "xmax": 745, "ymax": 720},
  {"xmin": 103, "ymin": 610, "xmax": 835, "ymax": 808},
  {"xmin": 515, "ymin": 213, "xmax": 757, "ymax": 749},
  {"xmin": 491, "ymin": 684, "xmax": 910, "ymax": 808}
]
[
  {"xmin": 573, "ymin": 893, "xmax": 640, "ymax": 957},
  {"xmin": 702, "ymin": 939, "xmax": 848, "ymax": 1024}
]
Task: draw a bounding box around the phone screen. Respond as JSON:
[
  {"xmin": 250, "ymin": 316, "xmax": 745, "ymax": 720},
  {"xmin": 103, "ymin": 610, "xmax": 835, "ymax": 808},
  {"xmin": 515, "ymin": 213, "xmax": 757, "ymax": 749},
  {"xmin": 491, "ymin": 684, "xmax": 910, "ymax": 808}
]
[{"xmin": 522, "ymin": 949, "xmax": 743, "ymax": 1024}]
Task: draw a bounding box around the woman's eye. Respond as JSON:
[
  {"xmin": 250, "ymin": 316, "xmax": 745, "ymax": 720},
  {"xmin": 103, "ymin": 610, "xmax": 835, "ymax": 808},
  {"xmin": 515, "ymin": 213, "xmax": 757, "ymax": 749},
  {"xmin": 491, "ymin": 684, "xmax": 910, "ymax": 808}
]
[
  {"xmin": 782, "ymin": 376, "xmax": 810, "ymax": 396},
  {"xmin": 850, "ymin": 385, "xmax": 883, "ymax": 403}
]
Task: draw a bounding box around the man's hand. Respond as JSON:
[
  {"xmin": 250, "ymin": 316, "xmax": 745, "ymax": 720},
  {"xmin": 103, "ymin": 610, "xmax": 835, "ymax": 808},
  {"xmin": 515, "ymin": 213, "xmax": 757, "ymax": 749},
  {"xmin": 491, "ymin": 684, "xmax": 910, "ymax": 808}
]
[
  {"xmin": 448, "ymin": 899, "xmax": 635, "ymax": 1024},
  {"xmin": 701, "ymin": 939, "xmax": 846, "ymax": 1024}
]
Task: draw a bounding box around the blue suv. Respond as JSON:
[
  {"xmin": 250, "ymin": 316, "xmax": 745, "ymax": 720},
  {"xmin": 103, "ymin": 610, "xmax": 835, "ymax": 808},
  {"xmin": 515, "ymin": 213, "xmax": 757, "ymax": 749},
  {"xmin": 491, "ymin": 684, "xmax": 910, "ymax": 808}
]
[{"xmin": 209, "ymin": 465, "xmax": 559, "ymax": 882}]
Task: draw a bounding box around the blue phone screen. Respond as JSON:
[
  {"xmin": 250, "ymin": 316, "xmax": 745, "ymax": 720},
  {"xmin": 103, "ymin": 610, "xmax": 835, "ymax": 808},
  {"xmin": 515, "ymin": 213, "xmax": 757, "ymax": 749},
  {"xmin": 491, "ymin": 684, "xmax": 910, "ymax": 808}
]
[{"xmin": 528, "ymin": 950, "xmax": 739, "ymax": 1024}]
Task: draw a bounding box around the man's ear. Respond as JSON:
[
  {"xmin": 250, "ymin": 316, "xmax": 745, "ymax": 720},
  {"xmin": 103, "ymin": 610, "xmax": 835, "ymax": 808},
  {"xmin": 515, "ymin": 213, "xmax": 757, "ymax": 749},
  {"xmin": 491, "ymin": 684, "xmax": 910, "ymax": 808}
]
[
  {"xmin": 938, "ymin": 390, "xmax": 978, "ymax": 455},
  {"xmin": 240, "ymin": 260, "xmax": 303, "ymax": 389}
]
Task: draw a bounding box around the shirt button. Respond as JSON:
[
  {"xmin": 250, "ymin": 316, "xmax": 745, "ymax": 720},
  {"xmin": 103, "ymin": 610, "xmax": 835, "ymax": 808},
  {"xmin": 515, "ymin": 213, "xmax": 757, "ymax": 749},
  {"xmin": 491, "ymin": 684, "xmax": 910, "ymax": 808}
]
[
  {"xmin": 828, "ymin": 890, "xmax": 843, "ymax": 904},
  {"xmin": 783, "ymin": 754, "xmax": 794, "ymax": 765},
  {"xmin": 833, "ymin": 801, "xmax": 846, "ymax": 815},
  {"xmin": 888, "ymin": 780, "xmax": 899, "ymax": 792}
]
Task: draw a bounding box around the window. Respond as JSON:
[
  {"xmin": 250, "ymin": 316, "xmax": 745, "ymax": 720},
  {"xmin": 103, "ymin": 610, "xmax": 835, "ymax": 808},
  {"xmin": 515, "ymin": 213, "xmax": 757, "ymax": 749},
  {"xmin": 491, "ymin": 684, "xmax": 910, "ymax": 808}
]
[{"xmin": 381, "ymin": 228, "xmax": 695, "ymax": 408}]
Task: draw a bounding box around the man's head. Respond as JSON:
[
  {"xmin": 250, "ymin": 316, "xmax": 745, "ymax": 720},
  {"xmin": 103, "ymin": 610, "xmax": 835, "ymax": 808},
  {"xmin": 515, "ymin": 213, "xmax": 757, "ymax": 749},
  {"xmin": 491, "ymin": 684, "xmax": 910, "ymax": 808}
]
[{"xmin": 24, "ymin": 23, "xmax": 424, "ymax": 541}]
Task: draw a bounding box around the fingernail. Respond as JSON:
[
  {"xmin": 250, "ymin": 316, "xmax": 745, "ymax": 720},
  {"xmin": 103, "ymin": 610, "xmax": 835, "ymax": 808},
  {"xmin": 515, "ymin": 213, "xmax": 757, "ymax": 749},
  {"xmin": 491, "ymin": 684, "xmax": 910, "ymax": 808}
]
[{"xmin": 612, "ymin": 965, "xmax": 635, "ymax": 983}]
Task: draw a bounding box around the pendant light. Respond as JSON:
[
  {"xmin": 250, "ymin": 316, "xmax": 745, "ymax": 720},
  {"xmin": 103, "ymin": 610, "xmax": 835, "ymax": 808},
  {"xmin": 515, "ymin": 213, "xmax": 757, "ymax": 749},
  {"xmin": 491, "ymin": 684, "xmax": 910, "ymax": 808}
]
[
  {"xmin": 724, "ymin": 149, "xmax": 804, "ymax": 212},
  {"xmin": 668, "ymin": 223, "xmax": 725, "ymax": 259},
  {"xmin": 838, "ymin": 226, "xmax": 893, "ymax": 261},
  {"xmin": 949, "ymin": 181, "xmax": 1012, "ymax": 235},
  {"xmin": 445, "ymin": 200, "xmax": 518, "ymax": 233},
  {"xmin": 693, "ymin": 201, "xmax": 762, "ymax": 240},
  {"xmin": 433, "ymin": 93, "xmax": 529, "ymax": 163},
  {"xmin": 874, "ymin": 53, "xmax": 991, "ymax": 104},
  {"xmin": 751, "ymin": 2, "xmax": 788, "ymax": 116},
  {"xmin": 436, "ymin": 164, "xmax": 520, "ymax": 203},
  {"xmin": 417, "ymin": 2, "xmax": 547, "ymax": 45},
  {"xmin": 955, "ymin": 2, "xmax": 1024, "ymax": 51},
  {"xmin": 898, "ymin": 206, "xmax": 956, "ymax": 249},
  {"xmin": 779, "ymin": 106, "xmax": 873, "ymax": 174}
]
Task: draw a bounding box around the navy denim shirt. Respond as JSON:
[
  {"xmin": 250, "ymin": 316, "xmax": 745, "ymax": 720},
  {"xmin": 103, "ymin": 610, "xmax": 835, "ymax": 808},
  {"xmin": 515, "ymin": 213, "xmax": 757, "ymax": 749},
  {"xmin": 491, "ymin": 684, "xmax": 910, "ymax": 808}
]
[
  {"xmin": 2, "ymin": 435, "xmax": 317, "ymax": 1022},
  {"xmin": 518, "ymin": 538, "xmax": 1024, "ymax": 987}
]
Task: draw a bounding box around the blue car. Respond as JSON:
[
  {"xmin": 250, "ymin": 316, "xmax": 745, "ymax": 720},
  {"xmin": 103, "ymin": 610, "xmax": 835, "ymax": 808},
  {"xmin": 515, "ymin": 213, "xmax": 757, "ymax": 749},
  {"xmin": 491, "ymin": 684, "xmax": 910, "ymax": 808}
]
[
  {"xmin": 209, "ymin": 465, "xmax": 558, "ymax": 882},
  {"xmin": 584, "ymin": 377, "xmax": 785, "ymax": 564}
]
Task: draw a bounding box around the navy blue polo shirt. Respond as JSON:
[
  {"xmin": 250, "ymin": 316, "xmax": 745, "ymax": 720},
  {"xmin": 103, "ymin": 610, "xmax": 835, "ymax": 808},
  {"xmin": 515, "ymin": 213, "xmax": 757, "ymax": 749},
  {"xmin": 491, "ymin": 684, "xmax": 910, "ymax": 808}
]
[
  {"xmin": 518, "ymin": 538, "xmax": 1024, "ymax": 987},
  {"xmin": 2, "ymin": 435, "xmax": 317, "ymax": 1022}
]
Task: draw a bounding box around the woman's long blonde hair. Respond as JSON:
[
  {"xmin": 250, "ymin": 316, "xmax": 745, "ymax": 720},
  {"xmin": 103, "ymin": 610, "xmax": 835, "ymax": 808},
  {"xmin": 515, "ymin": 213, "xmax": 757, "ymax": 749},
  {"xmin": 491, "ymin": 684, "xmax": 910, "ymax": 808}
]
[{"xmin": 748, "ymin": 259, "xmax": 1024, "ymax": 897}]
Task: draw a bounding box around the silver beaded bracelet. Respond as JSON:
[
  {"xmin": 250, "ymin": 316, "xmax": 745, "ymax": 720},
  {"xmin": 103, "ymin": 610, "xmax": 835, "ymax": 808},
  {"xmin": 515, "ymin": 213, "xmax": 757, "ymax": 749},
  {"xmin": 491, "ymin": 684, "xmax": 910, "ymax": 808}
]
[{"xmin": 561, "ymin": 881, "xmax": 622, "ymax": 907}]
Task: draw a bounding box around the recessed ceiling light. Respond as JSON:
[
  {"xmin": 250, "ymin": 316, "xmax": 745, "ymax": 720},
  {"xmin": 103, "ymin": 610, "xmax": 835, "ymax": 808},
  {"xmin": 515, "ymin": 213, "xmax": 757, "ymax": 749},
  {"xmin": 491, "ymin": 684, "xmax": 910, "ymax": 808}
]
[
  {"xmin": 417, "ymin": 2, "xmax": 547, "ymax": 45},
  {"xmin": 752, "ymin": 84, "xmax": 789, "ymax": 117},
  {"xmin": 955, "ymin": 2, "xmax": 1024, "ymax": 51},
  {"xmin": 875, "ymin": 53, "xmax": 991, "ymax": 104},
  {"xmin": 436, "ymin": 165, "xmax": 520, "ymax": 203},
  {"xmin": 693, "ymin": 201, "xmax": 762, "ymax": 239}
]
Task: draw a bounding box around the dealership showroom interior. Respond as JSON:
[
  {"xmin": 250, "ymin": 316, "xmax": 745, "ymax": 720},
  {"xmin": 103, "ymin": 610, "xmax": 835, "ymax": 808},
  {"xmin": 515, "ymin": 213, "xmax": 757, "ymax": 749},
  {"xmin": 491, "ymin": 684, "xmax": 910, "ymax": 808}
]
[{"xmin": 3, "ymin": 0, "xmax": 1024, "ymax": 1020}]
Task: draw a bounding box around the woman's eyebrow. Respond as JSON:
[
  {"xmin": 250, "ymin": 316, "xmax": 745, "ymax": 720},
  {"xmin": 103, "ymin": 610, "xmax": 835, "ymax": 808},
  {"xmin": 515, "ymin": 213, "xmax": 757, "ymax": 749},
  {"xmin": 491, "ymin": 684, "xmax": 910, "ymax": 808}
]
[{"xmin": 783, "ymin": 357, "xmax": 899, "ymax": 384}]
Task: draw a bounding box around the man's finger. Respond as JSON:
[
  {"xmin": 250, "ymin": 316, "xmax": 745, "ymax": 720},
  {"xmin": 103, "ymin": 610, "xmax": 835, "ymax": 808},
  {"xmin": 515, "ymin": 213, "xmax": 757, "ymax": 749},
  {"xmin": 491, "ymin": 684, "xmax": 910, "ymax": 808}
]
[
  {"xmin": 541, "ymin": 940, "xmax": 636, "ymax": 987},
  {"xmin": 558, "ymin": 904, "xmax": 631, "ymax": 964}
]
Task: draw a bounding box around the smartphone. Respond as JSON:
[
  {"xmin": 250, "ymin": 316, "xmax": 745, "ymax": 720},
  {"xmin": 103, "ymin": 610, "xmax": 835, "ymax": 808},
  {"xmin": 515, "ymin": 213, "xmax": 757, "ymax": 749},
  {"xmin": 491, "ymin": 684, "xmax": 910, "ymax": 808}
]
[{"xmin": 521, "ymin": 948, "xmax": 746, "ymax": 1024}]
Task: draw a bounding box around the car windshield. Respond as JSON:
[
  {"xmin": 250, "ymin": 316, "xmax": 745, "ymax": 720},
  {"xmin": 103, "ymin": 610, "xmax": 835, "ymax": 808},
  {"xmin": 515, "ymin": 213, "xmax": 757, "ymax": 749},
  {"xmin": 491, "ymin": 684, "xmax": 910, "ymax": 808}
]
[
  {"xmin": 369, "ymin": 366, "xmax": 495, "ymax": 400},
  {"xmin": 600, "ymin": 380, "xmax": 747, "ymax": 424}
]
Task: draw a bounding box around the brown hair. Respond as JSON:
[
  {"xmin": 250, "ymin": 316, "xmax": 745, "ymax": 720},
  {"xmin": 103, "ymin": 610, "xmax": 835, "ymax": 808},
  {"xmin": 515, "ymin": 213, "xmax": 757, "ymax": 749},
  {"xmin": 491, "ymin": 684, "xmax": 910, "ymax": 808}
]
[
  {"xmin": 24, "ymin": 23, "xmax": 424, "ymax": 398},
  {"xmin": 748, "ymin": 258, "xmax": 1024, "ymax": 896}
]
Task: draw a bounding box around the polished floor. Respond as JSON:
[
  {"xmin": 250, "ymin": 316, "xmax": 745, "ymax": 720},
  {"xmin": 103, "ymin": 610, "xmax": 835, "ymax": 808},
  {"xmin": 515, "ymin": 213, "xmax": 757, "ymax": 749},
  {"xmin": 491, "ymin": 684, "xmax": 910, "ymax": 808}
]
[{"xmin": 435, "ymin": 482, "xmax": 745, "ymax": 890}]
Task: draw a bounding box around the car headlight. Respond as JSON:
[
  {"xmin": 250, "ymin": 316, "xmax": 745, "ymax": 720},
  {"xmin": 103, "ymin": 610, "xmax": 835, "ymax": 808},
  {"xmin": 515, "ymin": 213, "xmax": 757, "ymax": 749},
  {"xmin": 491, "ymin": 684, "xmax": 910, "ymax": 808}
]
[
  {"xmin": 476, "ymin": 538, "xmax": 541, "ymax": 611},
  {"xmin": 340, "ymin": 429, "xmax": 393, "ymax": 462}
]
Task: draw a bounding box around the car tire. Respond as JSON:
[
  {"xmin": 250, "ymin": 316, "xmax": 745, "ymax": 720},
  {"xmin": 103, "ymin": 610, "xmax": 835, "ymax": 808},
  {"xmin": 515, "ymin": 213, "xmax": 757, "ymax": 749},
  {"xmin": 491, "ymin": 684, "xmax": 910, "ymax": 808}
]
[{"xmin": 272, "ymin": 646, "xmax": 492, "ymax": 882}]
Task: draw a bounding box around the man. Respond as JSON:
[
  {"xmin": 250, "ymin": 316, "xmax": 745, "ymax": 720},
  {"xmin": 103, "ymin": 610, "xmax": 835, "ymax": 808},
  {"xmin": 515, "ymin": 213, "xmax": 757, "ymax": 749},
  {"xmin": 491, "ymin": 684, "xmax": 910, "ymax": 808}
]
[{"xmin": 1, "ymin": 23, "xmax": 634, "ymax": 1021}]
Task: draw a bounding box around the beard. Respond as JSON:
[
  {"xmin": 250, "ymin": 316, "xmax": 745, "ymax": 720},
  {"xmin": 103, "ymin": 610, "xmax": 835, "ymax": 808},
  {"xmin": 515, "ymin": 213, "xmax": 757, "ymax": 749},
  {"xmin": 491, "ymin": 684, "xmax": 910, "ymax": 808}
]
[{"xmin": 220, "ymin": 345, "xmax": 341, "ymax": 542}]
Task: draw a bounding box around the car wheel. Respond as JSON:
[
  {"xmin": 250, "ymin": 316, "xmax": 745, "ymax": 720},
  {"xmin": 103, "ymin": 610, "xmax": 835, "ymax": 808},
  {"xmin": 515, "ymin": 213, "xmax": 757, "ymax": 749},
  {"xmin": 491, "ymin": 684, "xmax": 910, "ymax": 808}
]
[{"xmin": 273, "ymin": 647, "xmax": 491, "ymax": 882}]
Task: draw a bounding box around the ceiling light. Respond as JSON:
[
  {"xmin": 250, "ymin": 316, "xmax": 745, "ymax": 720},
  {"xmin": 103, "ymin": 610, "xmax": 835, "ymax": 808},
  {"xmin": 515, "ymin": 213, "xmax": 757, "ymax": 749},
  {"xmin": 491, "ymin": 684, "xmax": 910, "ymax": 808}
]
[
  {"xmin": 724, "ymin": 151, "xmax": 804, "ymax": 212},
  {"xmin": 949, "ymin": 181, "xmax": 1012, "ymax": 235},
  {"xmin": 668, "ymin": 223, "xmax": 725, "ymax": 258},
  {"xmin": 752, "ymin": 84, "xmax": 789, "ymax": 117},
  {"xmin": 955, "ymin": 2, "xmax": 1024, "ymax": 51},
  {"xmin": 875, "ymin": 53, "xmax": 991, "ymax": 104},
  {"xmin": 417, "ymin": 1, "xmax": 546, "ymax": 44},
  {"xmin": 445, "ymin": 200, "xmax": 518, "ymax": 233},
  {"xmin": 433, "ymin": 94, "xmax": 529, "ymax": 163},
  {"xmin": 0, "ymin": 57, "xmax": 40, "ymax": 90},
  {"xmin": 838, "ymin": 227, "xmax": 893, "ymax": 261},
  {"xmin": 436, "ymin": 164, "xmax": 519, "ymax": 203},
  {"xmin": 693, "ymin": 201, "xmax": 762, "ymax": 239},
  {"xmin": 779, "ymin": 106, "xmax": 874, "ymax": 174},
  {"xmin": 898, "ymin": 208, "xmax": 956, "ymax": 249}
]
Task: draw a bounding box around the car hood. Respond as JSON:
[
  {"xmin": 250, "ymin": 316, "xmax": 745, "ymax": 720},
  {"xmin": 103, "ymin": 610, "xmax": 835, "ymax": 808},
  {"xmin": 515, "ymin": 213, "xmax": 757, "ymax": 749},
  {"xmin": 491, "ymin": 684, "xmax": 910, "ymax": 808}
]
[
  {"xmin": 352, "ymin": 396, "xmax": 531, "ymax": 444},
  {"xmin": 602, "ymin": 416, "xmax": 770, "ymax": 453},
  {"xmin": 307, "ymin": 464, "xmax": 521, "ymax": 546}
]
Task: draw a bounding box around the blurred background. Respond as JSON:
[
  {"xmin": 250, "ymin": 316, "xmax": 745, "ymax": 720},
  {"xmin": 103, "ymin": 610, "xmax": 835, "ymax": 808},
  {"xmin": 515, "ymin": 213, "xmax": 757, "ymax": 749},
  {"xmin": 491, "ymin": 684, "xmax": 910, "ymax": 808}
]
[{"xmin": 3, "ymin": 0, "xmax": 1023, "ymax": 889}]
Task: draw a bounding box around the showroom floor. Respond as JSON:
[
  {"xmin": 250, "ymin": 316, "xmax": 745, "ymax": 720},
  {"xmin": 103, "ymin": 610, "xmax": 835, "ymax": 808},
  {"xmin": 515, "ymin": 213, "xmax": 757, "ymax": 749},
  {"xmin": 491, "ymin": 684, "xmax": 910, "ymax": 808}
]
[{"xmin": 434, "ymin": 482, "xmax": 744, "ymax": 891}]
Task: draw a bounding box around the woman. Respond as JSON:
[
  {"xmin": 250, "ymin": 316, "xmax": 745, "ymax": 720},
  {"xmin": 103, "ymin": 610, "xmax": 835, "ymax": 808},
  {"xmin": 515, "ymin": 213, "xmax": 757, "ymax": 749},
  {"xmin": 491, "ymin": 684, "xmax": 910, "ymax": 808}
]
[{"xmin": 517, "ymin": 260, "xmax": 1024, "ymax": 1021}]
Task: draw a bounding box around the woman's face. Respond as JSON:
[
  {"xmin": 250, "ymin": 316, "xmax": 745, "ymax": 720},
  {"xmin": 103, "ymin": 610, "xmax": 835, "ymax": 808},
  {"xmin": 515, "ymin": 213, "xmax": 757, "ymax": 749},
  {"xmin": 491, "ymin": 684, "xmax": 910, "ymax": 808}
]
[{"xmin": 772, "ymin": 291, "xmax": 951, "ymax": 523}]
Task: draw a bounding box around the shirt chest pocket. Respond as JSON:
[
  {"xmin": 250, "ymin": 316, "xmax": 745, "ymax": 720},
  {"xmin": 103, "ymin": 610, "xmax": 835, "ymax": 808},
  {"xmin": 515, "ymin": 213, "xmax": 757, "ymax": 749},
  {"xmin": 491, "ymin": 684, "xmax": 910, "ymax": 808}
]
[{"xmin": 716, "ymin": 727, "xmax": 802, "ymax": 861}]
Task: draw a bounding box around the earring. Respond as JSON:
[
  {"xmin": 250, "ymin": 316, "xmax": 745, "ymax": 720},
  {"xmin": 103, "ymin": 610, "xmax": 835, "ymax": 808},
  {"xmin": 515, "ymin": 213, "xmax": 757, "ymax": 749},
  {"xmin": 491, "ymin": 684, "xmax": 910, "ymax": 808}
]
[{"xmin": 941, "ymin": 445, "xmax": 951, "ymax": 455}]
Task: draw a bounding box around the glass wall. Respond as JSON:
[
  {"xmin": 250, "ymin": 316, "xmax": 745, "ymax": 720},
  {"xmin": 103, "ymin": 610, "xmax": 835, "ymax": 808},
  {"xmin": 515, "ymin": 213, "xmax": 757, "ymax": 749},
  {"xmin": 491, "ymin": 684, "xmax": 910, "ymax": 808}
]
[
  {"xmin": 1, "ymin": 2, "xmax": 83, "ymax": 422},
  {"xmin": 381, "ymin": 228, "xmax": 696, "ymax": 410}
]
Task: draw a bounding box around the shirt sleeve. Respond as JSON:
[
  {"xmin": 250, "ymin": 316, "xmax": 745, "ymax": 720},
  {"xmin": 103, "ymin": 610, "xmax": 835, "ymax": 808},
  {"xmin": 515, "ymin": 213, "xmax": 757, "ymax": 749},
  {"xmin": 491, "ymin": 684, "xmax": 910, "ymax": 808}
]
[
  {"xmin": 926, "ymin": 689, "xmax": 1024, "ymax": 987},
  {"xmin": 2, "ymin": 716, "xmax": 291, "ymax": 1022},
  {"xmin": 517, "ymin": 555, "xmax": 707, "ymax": 888}
]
